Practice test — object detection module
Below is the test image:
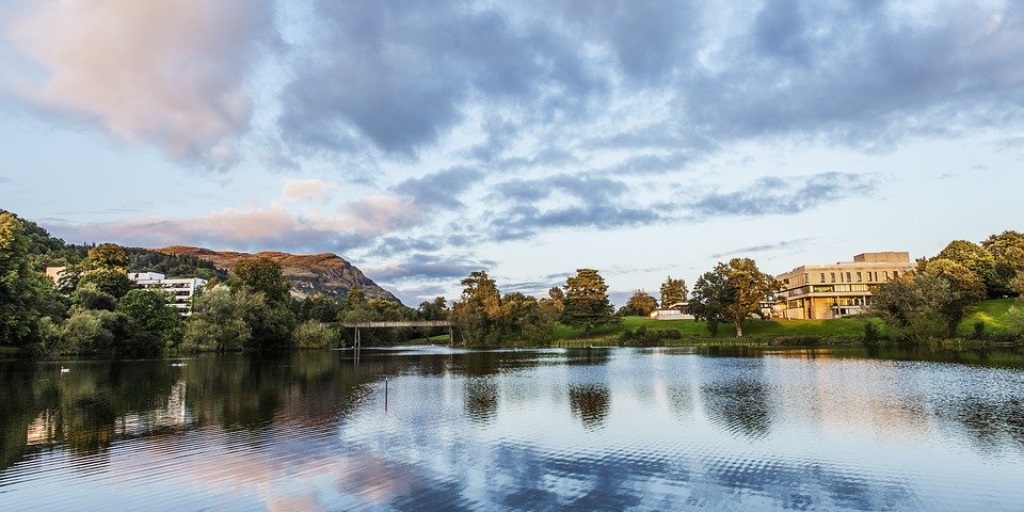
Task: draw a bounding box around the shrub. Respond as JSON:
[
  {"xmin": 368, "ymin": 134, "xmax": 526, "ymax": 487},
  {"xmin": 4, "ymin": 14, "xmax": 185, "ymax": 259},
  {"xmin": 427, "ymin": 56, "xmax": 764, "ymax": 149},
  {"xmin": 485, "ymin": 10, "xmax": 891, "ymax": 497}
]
[
  {"xmin": 863, "ymin": 321, "xmax": 880, "ymax": 343},
  {"xmin": 973, "ymin": 320, "xmax": 986, "ymax": 340},
  {"xmin": 293, "ymin": 320, "xmax": 337, "ymax": 349}
]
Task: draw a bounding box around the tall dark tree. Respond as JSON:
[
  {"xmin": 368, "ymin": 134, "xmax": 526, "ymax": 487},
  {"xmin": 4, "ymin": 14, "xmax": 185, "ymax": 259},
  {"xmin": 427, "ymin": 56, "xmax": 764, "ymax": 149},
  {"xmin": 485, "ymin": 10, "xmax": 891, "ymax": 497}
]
[
  {"xmin": 561, "ymin": 268, "xmax": 616, "ymax": 333},
  {"xmin": 117, "ymin": 288, "xmax": 182, "ymax": 356},
  {"xmin": 689, "ymin": 270, "xmax": 731, "ymax": 336}
]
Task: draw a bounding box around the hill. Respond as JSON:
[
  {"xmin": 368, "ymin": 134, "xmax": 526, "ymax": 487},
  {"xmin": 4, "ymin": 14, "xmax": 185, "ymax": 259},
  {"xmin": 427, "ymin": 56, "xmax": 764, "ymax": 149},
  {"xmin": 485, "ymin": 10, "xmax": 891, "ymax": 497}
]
[{"xmin": 155, "ymin": 245, "xmax": 401, "ymax": 304}]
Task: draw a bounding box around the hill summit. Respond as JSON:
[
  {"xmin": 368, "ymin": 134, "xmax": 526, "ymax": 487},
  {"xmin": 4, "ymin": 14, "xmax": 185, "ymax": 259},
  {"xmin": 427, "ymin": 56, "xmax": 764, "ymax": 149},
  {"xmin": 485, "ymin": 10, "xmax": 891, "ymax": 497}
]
[{"xmin": 155, "ymin": 246, "xmax": 401, "ymax": 304}]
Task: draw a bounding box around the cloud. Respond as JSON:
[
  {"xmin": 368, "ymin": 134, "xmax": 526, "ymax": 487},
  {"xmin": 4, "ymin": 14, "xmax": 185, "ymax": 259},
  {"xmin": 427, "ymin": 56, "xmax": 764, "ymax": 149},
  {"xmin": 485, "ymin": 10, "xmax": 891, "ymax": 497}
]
[
  {"xmin": 44, "ymin": 195, "xmax": 423, "ymax": 253},
  {"xmin": 488, "ymin": 203, "xmax": 664, "ymax": 242},
  {"xmin": 339, "ymin": 195, "xmax": 421, "ymax": 236},
  {"xmin": 710, "ymin": 238, "xmax": 816, "ymax": 260},
  {"xmin": 491, "ymin": 175, "xmax": 625, "ymax": 204},
  {"xmin": 690, "ymin": 172, "xmax": 877, "ymax": 218},
  {"xmin": 278, "ymin": 0, "xmax": 600, "ymax": 156},
  {"xmin": 365, "ymin": 254, "xmax": 497, "ymax": 283},
  {"xmin": 683, "ymin": 2, "xmax": 1024, "ymax": 147},
  {"xmin": 392, "ymin": 167, "xmax": 486, "ymax": 211},
  {"xmin": 281, "ymin": 179, "xmax": 338, "ymax": 204},
  {"xmin": 4, "ymin": 0, "xmax": 276, "ymax": 167}
]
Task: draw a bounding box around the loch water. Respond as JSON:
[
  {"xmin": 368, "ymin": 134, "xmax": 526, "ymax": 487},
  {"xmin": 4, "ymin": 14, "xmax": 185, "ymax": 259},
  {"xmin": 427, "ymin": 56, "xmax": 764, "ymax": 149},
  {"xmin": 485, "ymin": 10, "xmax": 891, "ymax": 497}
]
[{"xmin": 2, "ymin": 346, "xmax": 1024, "ymax": 511}]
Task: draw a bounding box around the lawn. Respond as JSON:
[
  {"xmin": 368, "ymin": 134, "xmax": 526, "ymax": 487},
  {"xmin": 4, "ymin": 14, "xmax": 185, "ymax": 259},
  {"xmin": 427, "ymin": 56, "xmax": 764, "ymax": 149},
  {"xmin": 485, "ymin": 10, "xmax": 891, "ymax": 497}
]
[{"xmin": 548, "ymin": 298, "xmax": 1022, "ymax": 347}]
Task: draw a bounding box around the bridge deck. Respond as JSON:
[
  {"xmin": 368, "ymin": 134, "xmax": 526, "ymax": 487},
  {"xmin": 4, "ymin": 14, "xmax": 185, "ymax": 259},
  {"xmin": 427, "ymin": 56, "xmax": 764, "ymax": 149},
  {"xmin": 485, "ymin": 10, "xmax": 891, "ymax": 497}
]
[{"xmin": 341, "ymin": 320, "xmax": 451, "ymax": 328}]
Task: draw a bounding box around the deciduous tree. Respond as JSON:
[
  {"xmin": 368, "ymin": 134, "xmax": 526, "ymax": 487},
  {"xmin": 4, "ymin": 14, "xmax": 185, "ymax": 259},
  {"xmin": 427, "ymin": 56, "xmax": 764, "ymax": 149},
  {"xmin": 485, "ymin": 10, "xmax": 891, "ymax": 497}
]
[
  {"xmin": 229, "ymin": 257, "xmax": 291, "ymax": 304},
  {"xmin": 869, "ymin": 273, "xmax": 948, "ymax": 342},
  {"xmin": 933, "ymin": 240, "xmax": 998, "ymax": 298},
  {"xmin": 982, "ymin": 230, "xmax": 1024, "ymax": 297},
  {"xmin": 690, "ymin": 258, "xmax": 777, "ymax": 337},
  {"xmin": 0, "ymin": 213, "xmax": 65, "ymax": 346},
  {"xmin": 117, "ymin": 288, "xmax": 182, "ymax": 355},
  {"xmin": 451, "ymin": 271, "xmax": 502, "ymax": 346},
  {"xmin": 922, "ymin": 258, "xmax": 987, "ymax": 337}
]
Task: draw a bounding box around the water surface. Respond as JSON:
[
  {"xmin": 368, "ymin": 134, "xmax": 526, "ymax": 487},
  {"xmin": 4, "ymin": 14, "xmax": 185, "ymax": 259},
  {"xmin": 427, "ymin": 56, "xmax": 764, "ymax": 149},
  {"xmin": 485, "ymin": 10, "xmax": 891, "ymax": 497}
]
[{"xmin": 2, "ymin": 347, "xmax": 1024, "ymax": 511}]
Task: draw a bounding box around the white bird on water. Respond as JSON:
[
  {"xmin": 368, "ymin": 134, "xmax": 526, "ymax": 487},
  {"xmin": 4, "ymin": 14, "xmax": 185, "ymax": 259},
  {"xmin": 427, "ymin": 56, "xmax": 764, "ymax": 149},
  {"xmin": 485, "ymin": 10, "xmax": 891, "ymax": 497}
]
[{"xmin": 60, "ymin": 366, "xmax": 70, "ymax": 373}]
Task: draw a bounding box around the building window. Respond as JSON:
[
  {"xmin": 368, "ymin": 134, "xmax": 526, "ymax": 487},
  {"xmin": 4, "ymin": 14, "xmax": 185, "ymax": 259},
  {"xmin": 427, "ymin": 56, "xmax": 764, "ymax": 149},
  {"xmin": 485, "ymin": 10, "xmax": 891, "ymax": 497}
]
[
  {"xmin": 830, "ymin": 273, "xmax": 836, "ymax": 283},
  {"xmin": 857, "ymin": 272, "xmax": 862, "ymax": 282},
  {"xmin": 820, "ymin": 273, "xmax": 825, "ymax": 283},
  {"xmin": 893, "ymin": 271, "xmax": 899, "ymax": 279},
  {"xmin": 884, "ymin": 271, "xmax": 890, "ymax": 281},
  {"xmin": 846, "ymin": 272, "xmax": 851, "ymax": 282}
]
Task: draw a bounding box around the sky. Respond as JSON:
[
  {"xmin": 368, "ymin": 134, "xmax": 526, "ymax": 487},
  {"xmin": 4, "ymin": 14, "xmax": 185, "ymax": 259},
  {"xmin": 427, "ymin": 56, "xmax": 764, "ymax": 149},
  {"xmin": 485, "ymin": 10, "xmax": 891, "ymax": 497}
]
[{"xmin": 1, "ymin": 0, "xmax": 1022, "ymax": 306}]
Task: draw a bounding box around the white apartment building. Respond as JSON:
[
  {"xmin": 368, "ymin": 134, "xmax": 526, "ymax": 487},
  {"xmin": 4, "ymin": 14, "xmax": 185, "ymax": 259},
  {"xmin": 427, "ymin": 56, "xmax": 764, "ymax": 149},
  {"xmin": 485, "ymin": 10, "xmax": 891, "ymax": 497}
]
[{"xmin": 127, "ymin": 272, "xmax": 207, "ymax": 316}]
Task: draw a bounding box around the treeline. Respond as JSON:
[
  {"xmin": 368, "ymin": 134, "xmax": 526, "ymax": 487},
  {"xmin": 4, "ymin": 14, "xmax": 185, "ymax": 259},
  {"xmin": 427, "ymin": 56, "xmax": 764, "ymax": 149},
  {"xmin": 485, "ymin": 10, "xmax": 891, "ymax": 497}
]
[
  {"xmin": 869, "ymin": 232, "xmax": 1024, "ymax": 343},
  {"xmin": 448, "ymin": 268, "xmax": 619, "ymax": 346},
  {"xmin": 5, "ymin": 206, "xmax": 1023, "ymax": 353},
  {"xmin": 0, "ymin": 212, "xmax": 439, "ymax": 356}
]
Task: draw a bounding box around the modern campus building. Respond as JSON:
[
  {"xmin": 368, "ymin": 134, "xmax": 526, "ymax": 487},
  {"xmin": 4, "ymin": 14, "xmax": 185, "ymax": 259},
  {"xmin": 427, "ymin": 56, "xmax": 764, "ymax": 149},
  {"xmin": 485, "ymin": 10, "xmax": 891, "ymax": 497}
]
[
  {"xmin": 775, "ymin": 252, "xmax": 916, "ymax": 320},
  {"xmin": 127, "ymin": 272, "xmax": 207, "ymax": 316}
]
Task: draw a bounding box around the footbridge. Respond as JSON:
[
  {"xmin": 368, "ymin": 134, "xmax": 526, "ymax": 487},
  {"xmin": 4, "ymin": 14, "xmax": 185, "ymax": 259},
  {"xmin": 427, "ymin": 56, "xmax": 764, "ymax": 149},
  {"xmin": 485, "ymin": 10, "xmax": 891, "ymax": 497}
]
[{"xmin": 340, "ymin": 320, "xmax": 453, "ymax": 348}]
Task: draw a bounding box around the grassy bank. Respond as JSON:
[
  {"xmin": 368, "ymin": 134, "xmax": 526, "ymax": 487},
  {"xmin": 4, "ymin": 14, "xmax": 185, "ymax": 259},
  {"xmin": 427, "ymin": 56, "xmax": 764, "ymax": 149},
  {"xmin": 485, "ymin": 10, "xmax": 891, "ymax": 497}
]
[{"xmin": 547, "ymin": 298, "xmax": 1022, "ymax": 348}]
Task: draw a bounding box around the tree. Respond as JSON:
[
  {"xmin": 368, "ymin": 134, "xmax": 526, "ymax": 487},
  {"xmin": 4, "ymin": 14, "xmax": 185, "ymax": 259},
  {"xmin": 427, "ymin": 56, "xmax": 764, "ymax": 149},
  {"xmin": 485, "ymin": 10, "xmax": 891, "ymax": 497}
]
[
  {"xmin": 73, "ymin": 284, "xmax": 118, "ymax": 311},
  {"xmin": 0, "ymin": 213, "xmax": 65, "ymax": 347},
  {"xmin": 691, "ymin": 258, "xmax": 777, "ymax": 337},
  {"xmin": 1011, "ymin": 273, "xmax": 1024, "ymax": 300},
  {"xmin": 181, "ymin": 285, "xmax": 252, "ymax": 352},
  {"xmin": 117, "ymin": 288, "xmax": 182, "ymax": 356},
  {"xmin": 561, "ymin": 268, "xmax": 616, "ymax": 333},
  {"xmin": 296, "ymin": 293, "xmax": 339, "ymax": 323},
  {"xmin": 229, "ymin": 257, "xmax": 291, "ymax": 304},
  {"xmin": 933, "ymin": 240, "xmax": 998, "ymax": 298},
  {"xmin": 982, "ymin": 230, "xmax": 1024, "ymax": 297},
  {"xmin": 922, "ymin": 258, "xmax": 987, "ymax": 337},
  {"xmin": 689, "ymin": 270, "xmax": 731, "ymax": 336},
  {"xmin": 540, "ymin": 286, "xmax": 565, "ymax": 317},
  {"xmin": 417, "ymin": 296, "xmax": 449, "ymax": 321},
  {"xmin": 84, "ymin": 243, "xmax": 129, "ymax": 270},
  {"xmin": 77, "ymin": 267, "xmax": 135, "ymax": 298},
  {"xmin": 869, "ymin": 273, "xmax": 948, "ymax": 342},
  {"xmin": 620, "ymin": 289, "xmax": 658, "ymax": 317},
  {"xmin": 659, "ymin": 276, "xmax": 688, "ymax": 307},
  {"xmin": 451, "ymin": 271, "xmax": 503, "ymax": 346}
]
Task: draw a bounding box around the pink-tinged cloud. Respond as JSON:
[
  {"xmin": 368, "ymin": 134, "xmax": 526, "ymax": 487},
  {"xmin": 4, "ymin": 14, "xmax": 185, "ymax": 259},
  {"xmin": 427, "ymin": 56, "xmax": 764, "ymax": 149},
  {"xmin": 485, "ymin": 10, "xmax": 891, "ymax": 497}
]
[
  {"xmin": 341, "ymin": 196, "xmax": 421, "ymax": 235},
  {"xmin": 45, "ymin": 198, "xmax": 424, "ymax": 253},
  {"xmin": 4, "ymin": 0, "xmax": 275, "ymax": 166},
  {"xmin": 281, "ymin": 179, "xmax": 338, "ymax": 204}
]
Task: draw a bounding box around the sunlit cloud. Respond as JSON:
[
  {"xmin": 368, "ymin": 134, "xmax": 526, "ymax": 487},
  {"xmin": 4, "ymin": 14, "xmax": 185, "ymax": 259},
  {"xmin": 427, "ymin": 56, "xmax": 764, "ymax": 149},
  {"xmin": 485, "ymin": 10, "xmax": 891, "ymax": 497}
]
[
  {"xmin": 3, "ymin": 0, "xmax": 275, "ymax": 167},
  {"xmin": 281, "ymin": 179, "xmax": 338, "ymax": 204}
]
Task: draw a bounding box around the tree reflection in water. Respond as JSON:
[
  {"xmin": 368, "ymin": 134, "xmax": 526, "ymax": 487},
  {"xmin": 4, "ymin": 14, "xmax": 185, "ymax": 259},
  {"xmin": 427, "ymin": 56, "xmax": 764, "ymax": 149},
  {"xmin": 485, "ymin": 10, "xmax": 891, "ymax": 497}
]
[
  {"xmin": 569, "ymin": 384, "xmax": 610, "ymax": 430},
  {"xmin": 700, "ymin": 357, "xmax": 774, "ymax": 439}
]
